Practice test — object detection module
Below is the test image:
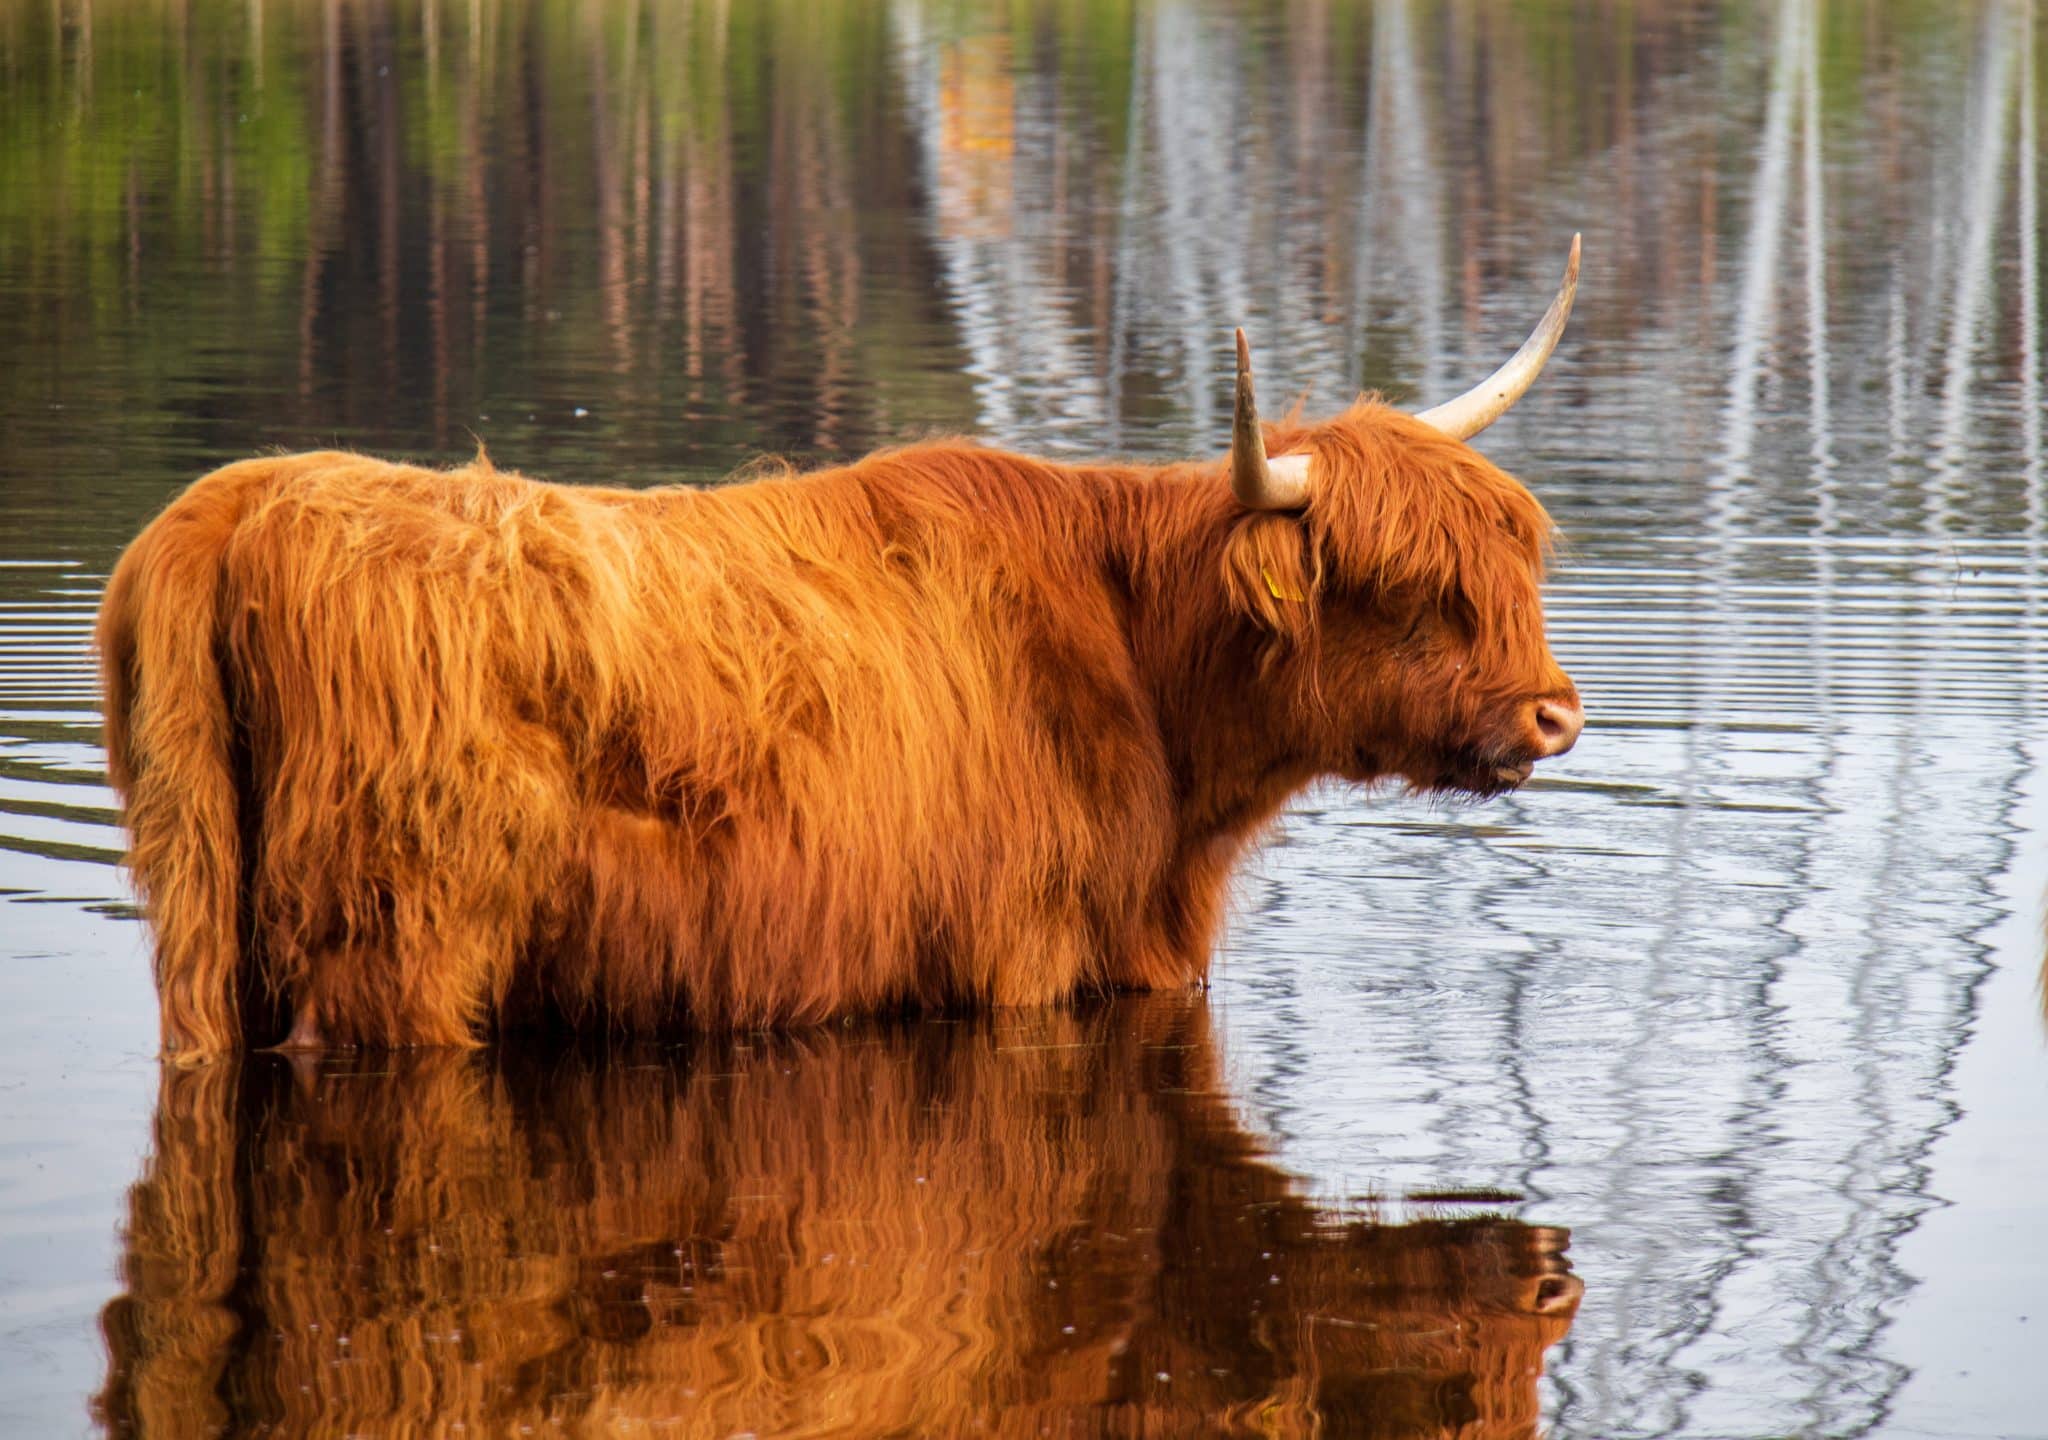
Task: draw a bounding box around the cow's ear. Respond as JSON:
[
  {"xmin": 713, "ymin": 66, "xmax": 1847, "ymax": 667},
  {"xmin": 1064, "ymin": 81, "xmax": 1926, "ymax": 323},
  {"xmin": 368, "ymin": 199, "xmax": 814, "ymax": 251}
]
[{"xmin": 1222, "ymin": 514, "xmax": 1317, "ymax": 639}]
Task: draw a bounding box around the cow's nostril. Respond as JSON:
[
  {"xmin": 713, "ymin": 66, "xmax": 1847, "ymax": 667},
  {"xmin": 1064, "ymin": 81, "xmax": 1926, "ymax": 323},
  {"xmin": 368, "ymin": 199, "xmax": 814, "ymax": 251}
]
[{"xmin": 1533, "ymin": 698, "xmax": 1584, "ymax": 757}]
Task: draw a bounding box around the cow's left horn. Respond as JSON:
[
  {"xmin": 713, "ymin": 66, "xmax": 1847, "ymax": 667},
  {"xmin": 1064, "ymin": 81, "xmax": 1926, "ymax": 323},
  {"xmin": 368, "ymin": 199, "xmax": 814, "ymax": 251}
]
[
  {"xmin": 1413, "ymin": 233, "xmax": 1581, "ymax": 442},
  {"xmin": 1231, "ymin": 328, "xmax": 1312, "ymax": 510}
]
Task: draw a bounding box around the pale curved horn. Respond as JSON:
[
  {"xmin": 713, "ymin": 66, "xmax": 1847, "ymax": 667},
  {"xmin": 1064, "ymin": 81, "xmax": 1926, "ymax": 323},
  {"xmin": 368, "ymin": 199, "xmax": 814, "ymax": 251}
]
[
  {"xmin": 1413, "ymin": 234, "xmax": 1581, "ymax": 442},
  {"xmin": 1231, "ymin": 328, "xmax": 1312, "ymax": 510}
]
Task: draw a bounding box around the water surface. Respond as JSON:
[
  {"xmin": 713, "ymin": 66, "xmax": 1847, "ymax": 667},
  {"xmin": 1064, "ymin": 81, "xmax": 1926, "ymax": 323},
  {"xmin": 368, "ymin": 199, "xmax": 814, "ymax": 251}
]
[{"xmin": 2, "ymin": 1, "xmax": 2045, "ymax": 1435}]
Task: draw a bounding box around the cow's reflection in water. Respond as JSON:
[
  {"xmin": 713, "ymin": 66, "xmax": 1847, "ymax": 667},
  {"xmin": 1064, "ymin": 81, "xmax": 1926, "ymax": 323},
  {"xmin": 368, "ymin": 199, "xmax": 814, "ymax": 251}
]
[{"xmin": 97, "ymin": 997, "xmax": 1580, "ymax": 1438}]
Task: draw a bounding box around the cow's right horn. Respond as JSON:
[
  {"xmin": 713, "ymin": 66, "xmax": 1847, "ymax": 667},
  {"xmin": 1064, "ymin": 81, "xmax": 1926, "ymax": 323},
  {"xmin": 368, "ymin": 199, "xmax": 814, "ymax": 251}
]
[
  {"xmin": 1412, "ymin": 234, "xmax": 1581, "ymax": 442},
  {"xmin": 1231, "ymin": 328, "xmax": 1313, "ymax": 510}
]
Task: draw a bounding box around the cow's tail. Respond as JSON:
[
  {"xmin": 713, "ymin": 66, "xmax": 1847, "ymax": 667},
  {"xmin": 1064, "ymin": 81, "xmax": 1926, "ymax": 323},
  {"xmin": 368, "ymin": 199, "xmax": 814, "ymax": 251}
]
[{"xmin": 97, "ymin": 466, "xmax": 265, "ymax": 1066}]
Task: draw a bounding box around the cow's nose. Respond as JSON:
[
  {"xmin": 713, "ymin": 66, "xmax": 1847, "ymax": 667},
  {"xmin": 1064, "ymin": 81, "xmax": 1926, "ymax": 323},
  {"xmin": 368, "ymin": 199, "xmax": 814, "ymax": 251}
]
[
  {"xmin": 1532, "ymin": 696, "xmax": 1584, "ymax": 757},
  {"xmin": 1535, "ymin": 1272, "xmax": 1585, "ymax": 1316}
]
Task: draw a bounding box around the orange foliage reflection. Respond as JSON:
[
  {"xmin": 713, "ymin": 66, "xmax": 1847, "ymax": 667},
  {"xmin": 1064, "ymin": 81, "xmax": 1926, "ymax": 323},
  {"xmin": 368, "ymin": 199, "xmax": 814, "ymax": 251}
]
[{"xmin": 98, "ymin": 998, "xmax": 1580, "ymax": 1437}]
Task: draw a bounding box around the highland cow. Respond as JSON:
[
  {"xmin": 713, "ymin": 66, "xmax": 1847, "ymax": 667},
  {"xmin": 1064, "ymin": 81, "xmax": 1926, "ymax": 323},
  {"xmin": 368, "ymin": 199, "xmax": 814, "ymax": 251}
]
[{"xmin": 97, "ymin": 241, "xmax": 1585, "ymax": 1062}]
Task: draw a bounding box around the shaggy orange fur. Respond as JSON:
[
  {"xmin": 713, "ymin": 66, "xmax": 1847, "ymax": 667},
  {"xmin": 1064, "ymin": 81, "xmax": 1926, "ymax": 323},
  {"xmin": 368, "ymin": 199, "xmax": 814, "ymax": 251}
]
[
  {"xmin": 97, "ymin": 998, "xmax": 1581, "ymax": 1438},
  {"xmin": 97, "ymin": 403, "xmax": 1576, "ymax": 1060}
]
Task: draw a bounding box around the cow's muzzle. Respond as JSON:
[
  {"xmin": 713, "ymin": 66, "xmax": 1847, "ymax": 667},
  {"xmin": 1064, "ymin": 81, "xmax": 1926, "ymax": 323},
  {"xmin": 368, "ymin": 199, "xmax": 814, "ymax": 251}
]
[{"xmin": 1532, "ymin": 696, "xmax": 1584, "ymax": 758}]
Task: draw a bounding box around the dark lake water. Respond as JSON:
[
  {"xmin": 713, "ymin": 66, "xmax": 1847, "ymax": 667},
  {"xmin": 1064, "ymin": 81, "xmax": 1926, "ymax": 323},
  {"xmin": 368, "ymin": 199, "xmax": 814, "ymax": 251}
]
[{"xmin": 4, "ymin": 0, "xmax": 2047, "ymax": 1435}]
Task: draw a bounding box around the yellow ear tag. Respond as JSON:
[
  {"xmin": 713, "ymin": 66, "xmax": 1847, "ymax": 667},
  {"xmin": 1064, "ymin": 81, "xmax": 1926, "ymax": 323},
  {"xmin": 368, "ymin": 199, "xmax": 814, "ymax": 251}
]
[{"xmin": 1261, "ymin": 565, "xmax": 1307, "ymax": 603}]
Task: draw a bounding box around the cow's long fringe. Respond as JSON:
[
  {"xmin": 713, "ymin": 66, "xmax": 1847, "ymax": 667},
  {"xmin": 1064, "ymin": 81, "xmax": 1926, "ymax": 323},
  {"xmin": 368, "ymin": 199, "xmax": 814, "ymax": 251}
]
[{"xmin": 98, "ymin": 404, "xmax": 1568, "ymax": 1060}]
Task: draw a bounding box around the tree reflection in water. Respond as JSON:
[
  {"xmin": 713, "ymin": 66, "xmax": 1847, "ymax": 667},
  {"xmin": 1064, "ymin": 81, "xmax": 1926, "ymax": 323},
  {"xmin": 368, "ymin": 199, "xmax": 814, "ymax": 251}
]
[{"xmin": 97, "ymin": 998, "xmax": 1578, "ymax": 1438}]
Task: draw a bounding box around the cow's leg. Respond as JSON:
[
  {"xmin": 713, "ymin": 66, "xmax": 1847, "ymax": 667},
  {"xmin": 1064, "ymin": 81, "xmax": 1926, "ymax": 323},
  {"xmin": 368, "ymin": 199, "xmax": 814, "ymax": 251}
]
[
  {"xmin": 259, "ymin": 927, "xmax": 495, "ymax": 1050},
  {"xmin": 256, "ymin": 825, "xmax": 530, "ymax": 1050},
  {"xmin": 1101, "ymin": 938, "xmax": 1204, "ymax": 993},
  {"xmin": 273, "ymin": 994, "xmax": 326, "ymax": 1052},
  {"xmin": 320, "ymin": 940, "xmax": 491, "ymax": 1049},
  {"xmin": 545, "ymin": 806, "xmax": 703, "ymax": 1029},
  {"xmin": 1101, "ymin": 846, "xmax": 1232, "ymax": 993}
]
